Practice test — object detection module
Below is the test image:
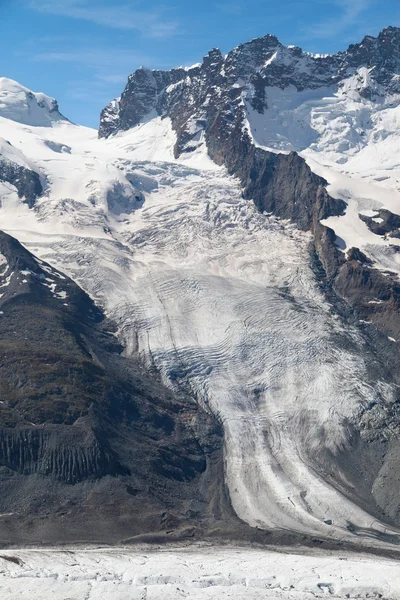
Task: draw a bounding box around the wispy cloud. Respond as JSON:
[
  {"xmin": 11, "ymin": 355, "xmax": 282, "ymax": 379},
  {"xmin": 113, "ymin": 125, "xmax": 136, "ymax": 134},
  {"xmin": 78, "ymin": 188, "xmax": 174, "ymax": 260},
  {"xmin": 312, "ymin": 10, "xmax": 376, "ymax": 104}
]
[
  {"xmin": 308, "ymin": 0, "xmax": 374, "ymax": 38},
  {"xmin": 27, "ymin": 0, "xmax": 179, "ymax": 38},
  {"xmin": 29, "ymin": 41, "xmax": 174, "ymax": 112}
]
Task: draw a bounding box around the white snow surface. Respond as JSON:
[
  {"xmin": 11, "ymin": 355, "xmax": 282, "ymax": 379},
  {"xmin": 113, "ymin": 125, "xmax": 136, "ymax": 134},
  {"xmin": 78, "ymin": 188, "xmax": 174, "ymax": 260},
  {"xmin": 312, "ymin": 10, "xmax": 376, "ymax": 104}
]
[
  {"xmin": 1, "ymin": 81, "xmax": 400, "ymax": 545},
  {"xmin": 0, "ymin": 136, "xmax": 36, "ymax": 171},
  {"xmin": 1, "ymin": 546, "xmax": 400, "ymax": 599}
]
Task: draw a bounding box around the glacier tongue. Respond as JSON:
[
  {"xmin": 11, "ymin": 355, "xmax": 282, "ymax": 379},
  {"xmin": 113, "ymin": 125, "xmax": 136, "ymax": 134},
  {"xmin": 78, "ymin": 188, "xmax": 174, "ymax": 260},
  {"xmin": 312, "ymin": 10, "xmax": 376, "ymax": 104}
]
[{"xmin": 41, "ymin": 162, "xmax": 395, "ymax": 541}]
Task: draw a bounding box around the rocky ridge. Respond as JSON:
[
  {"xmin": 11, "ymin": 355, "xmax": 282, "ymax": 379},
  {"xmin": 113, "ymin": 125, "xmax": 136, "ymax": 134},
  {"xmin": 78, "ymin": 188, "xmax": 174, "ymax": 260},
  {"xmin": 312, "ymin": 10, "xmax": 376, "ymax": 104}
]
[{"xmin": 99, "ymin": 27, "xmax": 400, "ymax": 139}]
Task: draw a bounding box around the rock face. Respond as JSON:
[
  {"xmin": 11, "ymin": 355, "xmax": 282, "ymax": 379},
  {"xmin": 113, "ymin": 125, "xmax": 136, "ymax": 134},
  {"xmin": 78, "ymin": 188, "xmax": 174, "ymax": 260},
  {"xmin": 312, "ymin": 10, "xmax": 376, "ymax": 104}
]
[
  {"xmin": 345, "ymin": 26, "xmax": 400, "ymax": 92},
  {"xmin": 360, "ymin": 210, "xmax": 400, "ymax": 238},
  {"xmin": 0, "ymin": 137, "xmax": 44, "ymax": 207},
  {"xmin": 0, "ymin": 158, "xmax": 43, "ymax": 208},
  {"xmin": 0, "ymin": 231, "xmax": 232, "ymax": 545}
]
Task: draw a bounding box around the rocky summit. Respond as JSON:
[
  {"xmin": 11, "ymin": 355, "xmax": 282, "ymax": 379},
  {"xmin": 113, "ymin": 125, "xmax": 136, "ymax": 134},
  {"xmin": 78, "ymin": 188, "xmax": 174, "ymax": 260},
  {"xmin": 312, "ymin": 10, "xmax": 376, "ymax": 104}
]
[{"xmin": 0, "ymin": 28, "xmax": 399, "ymax": 549}]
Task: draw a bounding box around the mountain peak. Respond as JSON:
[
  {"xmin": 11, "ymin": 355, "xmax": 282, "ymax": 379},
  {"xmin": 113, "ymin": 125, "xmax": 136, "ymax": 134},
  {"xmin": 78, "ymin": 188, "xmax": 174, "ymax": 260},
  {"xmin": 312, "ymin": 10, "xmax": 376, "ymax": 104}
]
[
  {"xmin": 0, "ymin": 77, "xmax": 66, "ymax": 127},
  {"xmin": 378, "ymin": 24, "xmax": 400, "ymax": 38}
]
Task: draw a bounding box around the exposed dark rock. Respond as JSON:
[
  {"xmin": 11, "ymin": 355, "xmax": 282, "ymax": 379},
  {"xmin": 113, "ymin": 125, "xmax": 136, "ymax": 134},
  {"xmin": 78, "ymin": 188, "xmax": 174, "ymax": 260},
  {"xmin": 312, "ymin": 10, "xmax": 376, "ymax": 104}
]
[
  {"xmin": 360, "ymin": 209, "xmax": 400, "ymax": 238},
  {"xmin": 99, "ymin": 99, "xmax": 121, "ymax": 139},
  {"xmin": 309, "ymin": 234, "xmax": 400, "ymax": 528},
  {"xmin": 345, "ymin": 27, "xmax": 400, "ymax": 93},
  {"xmin": 0, "ymin": 427, "xmax": 123, "ymax": 483},
  {"xmin": 346, "ymin": 247, "xmax": 373, "ymax": 264},
  {"xmin": 206, "ymin": 127, "xmax": 346, "ymax": 230},
  {"xmin": 0, "ymin": 158, "xmax": 43, "ymax": 208},
  {"xmin": 310, "ymin": 218, "xmax": 400, "ymax": 525},
  {"xmin": 313, "ymin": 223, "xmax": 346, "ymax": 279}
]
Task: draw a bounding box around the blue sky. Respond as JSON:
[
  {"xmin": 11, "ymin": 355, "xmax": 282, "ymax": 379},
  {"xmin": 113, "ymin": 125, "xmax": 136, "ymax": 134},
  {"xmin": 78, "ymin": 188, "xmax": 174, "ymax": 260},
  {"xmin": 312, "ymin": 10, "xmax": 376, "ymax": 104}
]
[{"xmin": 1, "ymin": 0, "xmax": 398, "ymax": 127}]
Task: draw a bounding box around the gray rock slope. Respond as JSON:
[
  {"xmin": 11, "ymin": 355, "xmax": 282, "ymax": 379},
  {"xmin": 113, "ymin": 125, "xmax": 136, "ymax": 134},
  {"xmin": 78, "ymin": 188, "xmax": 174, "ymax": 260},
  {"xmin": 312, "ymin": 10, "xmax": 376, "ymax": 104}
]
[{"xmin": 0, "ymin": 231, "xmax": 231, "ymax": 545}]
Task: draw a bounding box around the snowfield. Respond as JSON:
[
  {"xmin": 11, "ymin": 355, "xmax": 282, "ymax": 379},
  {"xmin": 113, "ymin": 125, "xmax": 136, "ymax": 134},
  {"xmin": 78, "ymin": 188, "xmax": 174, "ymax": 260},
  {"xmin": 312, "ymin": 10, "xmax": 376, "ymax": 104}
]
[
  {"xmin": 1, "ymin": 78, "xmax": 400, "ymax": 546},
  {"xmin": 1, "ymin": 545, "xmax": 400, "ymax": 599}
]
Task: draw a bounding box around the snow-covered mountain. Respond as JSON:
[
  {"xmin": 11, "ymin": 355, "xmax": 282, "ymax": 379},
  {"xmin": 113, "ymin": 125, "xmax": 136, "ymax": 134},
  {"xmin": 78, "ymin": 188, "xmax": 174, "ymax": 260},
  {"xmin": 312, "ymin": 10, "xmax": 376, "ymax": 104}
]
[
  {"xmin": 0, "ymin": 77, "xmax": 66, "ymax": 126},
  {"xmin": 0, "ymin": 28, "xmax": 400, "ymax": 551}
]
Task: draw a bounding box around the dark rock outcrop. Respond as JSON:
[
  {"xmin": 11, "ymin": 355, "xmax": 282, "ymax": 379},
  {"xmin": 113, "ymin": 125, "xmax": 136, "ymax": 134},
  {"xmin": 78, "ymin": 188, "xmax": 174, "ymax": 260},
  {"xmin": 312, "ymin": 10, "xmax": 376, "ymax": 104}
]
[
  {"xmin": 0, "ymin": 426, "xmax": 123, "ymax": 483},
  {"xmin": 206, "ymin": 129, "xmax": 346, "ymax": 229},
  {"xmin": 360, "ymin": 209, "xmax": 400, "ymax": 238},
  {"xmin": 345, "ymin": 26, "xmax": 400, "ymax": 93},
  {"xmin": 0, "ymin": 158, "xmax": 43, "ymax": 208}
]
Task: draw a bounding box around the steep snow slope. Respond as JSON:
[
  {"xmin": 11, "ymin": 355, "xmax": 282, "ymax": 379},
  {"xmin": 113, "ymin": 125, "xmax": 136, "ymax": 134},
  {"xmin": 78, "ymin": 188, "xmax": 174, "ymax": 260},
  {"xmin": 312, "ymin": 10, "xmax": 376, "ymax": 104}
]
[{"xmin": 0, "ymin": 79, "xmax": 399, "ymax": 546}]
